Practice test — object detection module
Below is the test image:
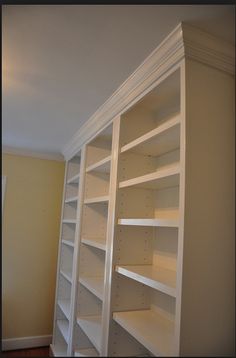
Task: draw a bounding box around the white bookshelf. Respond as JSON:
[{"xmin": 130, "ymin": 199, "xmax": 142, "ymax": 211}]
[
  {"xmin": 74, "ymin": 348, "xmax": 99, "ymax": 357},
  {"xmin": 57, "ymin": 319, "xmax": 70, "ymax": 343},
  {"xmin": 52, "ymin": 24, "xmax": 234, "ymax": 357},
  {"xmin": 77, "ymin": 315, "xmax": 102, "ymax": 353},
  {"xmin": 81, "ymin": 237, "xmax": 106, "ymax": 251},
  {"xmin": 79, "ymin": 276, "xmax": 104, "ymax": 301},
  {"xmin": 113, "ymin": 309, "xmax": 175, "ymax": 356},
  {"xmin": 115, "ymin": 265, "xmax": 176, "ymax": 297},
  {"xmin": 58, "ymin": 299, "xmax": 71, "ymax": 320}
]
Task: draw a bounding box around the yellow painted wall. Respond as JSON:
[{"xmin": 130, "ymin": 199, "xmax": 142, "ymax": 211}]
[{"xmin": 2, "ymin": 153, "xmax": 65, "ymax": 339}]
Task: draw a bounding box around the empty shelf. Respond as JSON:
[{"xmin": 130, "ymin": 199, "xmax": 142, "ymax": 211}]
[
  {"xmin": 119, "ymin": 163, "xmax": 180, "ymax": 190},
  {"xmin": 113, "ymin": 309, "xmax": 175, "ymax": 356},
  {"xmin": 116, "ymin": 265, "xmax": 176, "ymax": 297},
  {"xmin": 60, "ymin": 269, "xmax": 72, "ymax": 283},
  {"xmin": 121, "ymin": 115, "xmax": 180, "ymax": 156},
  {"xmin": 65, "ymin": 196, "xmax": 78, "ymax": 204},
  {"xmin": 86, "ymin": 155, "xmax": 111, "ymax": 173},
  {"xmin": 50, "ymin": 343, "xmax": 67, "ymax": 357},
  {"xmin": 77, "ymin": 315, "xmax": 102, "ymax": 353},
  {"xmin": 74, "ymin": 348, "xmax": 99, "ymax": 357},
  {"xmin": 118, "ymin": 218, "xmax": 179, "ymax": 227},
  {"xmin": 62, "ymin": 239, "xmax": 74, "ymax": 248},
  {"xmin": 67, "ymin": 173, "xmax": 80, "ymax": 184},
  {"xmin": 79, "ymin": 276, "xmax": 104, "ymax": 301},
  {"xmin": 58, "ymin": 299, "xmax": 71, "ymax": 320},
  {"xmin": 57, "ymin": 320, "xmax": 69, "ymax": 343},
  {"xmin": 84, "ymin": 195, "xmax": 109, "ymax": 204},
  {"xmin": 81, "ymin": 237, "xmax": 106, "ymax": 251},
  {"xmin": 62, "ymin": 219, "xmax": 77, "ymax": 224}
]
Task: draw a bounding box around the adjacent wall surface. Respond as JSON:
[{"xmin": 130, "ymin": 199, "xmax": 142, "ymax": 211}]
[{"xmin": 2, "ymin": 153, "xmax": 65, "ymax": 341}]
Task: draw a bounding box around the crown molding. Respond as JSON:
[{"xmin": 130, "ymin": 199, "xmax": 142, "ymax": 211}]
[
  {"xmin": 62, "ymin": 22, "xmax": 235, "ymax": 160},
  {"xmin": 2, "ymin": 145, "xmax": 64, "ymax": 162}
]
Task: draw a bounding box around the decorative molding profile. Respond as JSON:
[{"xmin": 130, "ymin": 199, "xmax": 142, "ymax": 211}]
[
  {"xmin": 2, "ymin": 145, "xmax": 64, "ymax": 162},
  {"xmin": 2, "ymin": 335, "xmax": 52, "ymax": 351},
  {"xmin": 62, "ymin": 21, "xmax": 235, "ymax": 161}
]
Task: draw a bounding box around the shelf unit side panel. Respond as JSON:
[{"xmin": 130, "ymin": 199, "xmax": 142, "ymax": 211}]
[{"xmin": 180, "ymin": 59, "xmax": 235, "ymax": 356}]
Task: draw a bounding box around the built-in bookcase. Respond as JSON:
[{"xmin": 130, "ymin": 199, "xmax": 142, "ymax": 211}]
[
  {"xmin": 71, "ymin": 123, "xmax": 114, "ymax": 357},
  {"xmin": 51, "ymin": 23, "xmax": 234, "ymax": 357},
  {"xmin": 51, "ymin": 151, "xmax": 82, "ymax": 357}
]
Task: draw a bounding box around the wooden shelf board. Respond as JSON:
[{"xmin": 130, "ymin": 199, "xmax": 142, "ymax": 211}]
[
  {"xmin": 118, "ymin": 218, "xmax": 179, "ymax": 228},
  {"xmin": 62, "ymin": 239, "xmax": 74, "ymax": 248},
  {"xmin": 116, "ymin": 265, "xmax": 176, "ymax": 297},
  {"xmin": 50, "ymin": 343, "xmax": 67, "ymax": 357},
  {"xmin": 65, "ymin": 196, "xmax": 78, "ymax": 204},
  {"xmin": 84, "ymin": 195, "xmax": 109, "ymax": 204},
  {"xmin": 77, "ymin": 315, "xmax": 102, "ymax": 353},
  {"xmin": 113, "ymin": 309, "xmax": 175, "ymax": 356},
  {"xmin": 67, "ymin": 173, "xmax": 80, "ymax": 184},
  {"xmin": 74, "ymin": 348, "xmax": 99, "ymax": 357},
  {"xmin": 86, "ymin": 155, "xmax": 111, "ymax": 173},
  {"xmin": 121, "ymin": 115, "xmax": 180, "ymax": 156},
  {"xmin": 81, "ymin": 237, "xmax": 106, "ymax": 251},
  {"xmin": 60, "ymin": 269, "xmax": 72, "ymax": 283},
  {"xmin": 57, "ymin": 319, "xmax": 69, "ymax": 343},
  {"xmin": 79, "ymin": 276, "xmax": 104, "ymax": 301},
  {"xmin": 62, "ymin": 219, "xmax": 77, "ymax": 224},
  {"xmin": 58, "ymin": 299, "xmax": 71, "ymax": 320},
  {"xmin": 119, "ymin": 163, "xmax": 180, "ymax": 190}
]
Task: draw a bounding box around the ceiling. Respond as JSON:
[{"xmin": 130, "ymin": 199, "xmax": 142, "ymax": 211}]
[{"xmin": 2, "ymin": 5, "xmax": 235, "ymax": 157}]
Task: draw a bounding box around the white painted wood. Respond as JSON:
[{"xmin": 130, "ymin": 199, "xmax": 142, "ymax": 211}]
[
  {"xmin": 113, "ymin": 309, "xmax": 175, "ymax": 356},
  {"xmin": 79, "ymin": 276, "xmax": 104, "ymax": 301},
  {"xmin": 121, "ymin": 115, "xmax": 180, "ymax": 155},
  {"xmin": 84, "ymin": 195, "xmax": 109, "ymax": 204},
  {"xmin": 63, "ymin": 22, "xmax": 234, "ymax": 161},
  {"xmin": 58, "ymin": 300, "xmax": 71, "ymax": 320},
  {"xmin": 2, "ymin": 335, "xmax": 52, "ymax": 351},
  {"xmin": 77, "ymin": 315, "xmax": 102, "ymax": 353},
  {"xmin": 119, "ymin": 163, "xmax": 180, "ymax": 190},
  {"xmin": 116, "ymin": 265, "xmax": 176, "ymax": 297},
  {"xmin": 60, "ymin": 269, "xmax": 72, "ymax": 284},
  {"xmin": 67, "ymin": 173, "xmax": 80, "ymax": 184},
  {"xmin": 57, "ymin": 320, "xmax": 69, "ymax": 343},
  {"xmin": 74, "ymin": 348, "xmax": 99, "ymax": 357},
  {"xmin": 65, "ymin": 196, "xmax": 78, "ymax": 204},
  {"xmin": 62, "ymin": 219, "xmax": 77, "ymax": 224},
  {"xmin": 2, "ymin": 175, "xmax": 6, "ymax": 212},
  {"xmin": 62, "ymin": 239, "xmax": 74, "ymax": 248},
  {"xmin": 50, "ymin": 343, "xmax": 67, "ymax": 357},
  {"xmin": 118, "ymin": 218, "xmax": 179, "ymax": 227},
  {"xmin": 86, "ymin": 155, "xmax": 111, "ymax": 173},
  {"xmin": 81, "ymin": 237, "xmax": 106, "ymax": 251}
]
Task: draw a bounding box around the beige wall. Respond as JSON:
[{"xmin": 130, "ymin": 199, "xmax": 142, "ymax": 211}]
[{"xmin": 2, "ymin": 153, "xmax": 65, "ymax": 339}]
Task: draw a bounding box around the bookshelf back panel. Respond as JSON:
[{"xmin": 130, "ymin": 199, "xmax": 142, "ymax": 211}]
[
  {"xmin": 60, "ymin": 244, "xmax": 74, "ymax": 274},
  {"xmin": 77, "ymin": 283, "xmax": 103, "ymax": 316},
  {"xmin": 79, "ymin": 244, "xmax": 105, "ymax": 276},
  {"xmin": 108, "ymin": 320, "xmax": 149, "ymax": 357},
  {"xmin": 114, "ymin": 226, "xmax": 178, "ymax": 271},
  {"xmin": 81, "ymin": 203, "xmax": 108, "ymax": 239},
  {"xmin": 61, "ymin": 222, "xmax": 76, "ymax": 242},
  {"xmin": 58, "ymin": 275, "xmax": 71, "ymax": 301},
  {"xmin": 63, "ymin": 201, "xmax": 77, "ymax": 220},
  {"xmin": 67, "ymin": 155, "xmax": 81, "ymax": 181},
  {"xmin": 119, "ymin": 149, "xmax": 180, "ymax": 182},
  {"xmin": 118, "ymin": 186, "xmax": 179, "ymax": 220},
  {"xmin": 120, "ymin": 69, "xmax": 180, "ymax": 147},
  {"xmin": 84, "ymin": 172, "xmax": 110, "ymax": 199},
  {"xmin": 73, "ymin": 324, "xmax": 97, "ymax": 352},
  {"xmin": 65, "ymin": 183, "xmax": 78, "ymax": 200}
]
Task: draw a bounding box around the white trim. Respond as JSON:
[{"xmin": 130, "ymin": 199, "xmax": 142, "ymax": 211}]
[
  {"xmin": 2, "ymin": 335, "xmax": 52, "ymax": 351},
  {"xmin": 2, "ymin": 145, "xmax": 64, "ymax": 162},
  {"xmin": 62, "ymin": 22, "xmax": 235, "ymax": 161}
]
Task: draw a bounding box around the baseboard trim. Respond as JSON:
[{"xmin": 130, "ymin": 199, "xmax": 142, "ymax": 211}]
[{"xmin": 2, "ymin": 335, "xmax": 52, "ymax": 351}]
